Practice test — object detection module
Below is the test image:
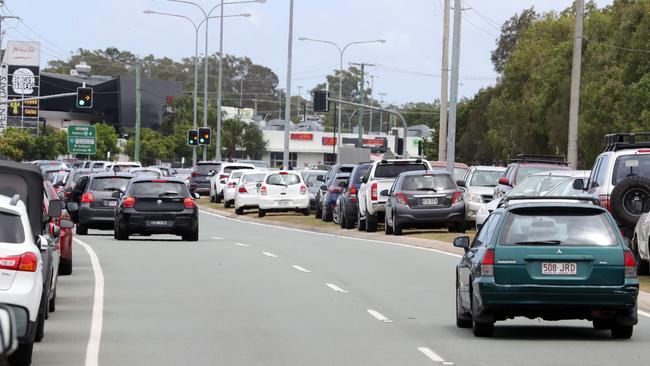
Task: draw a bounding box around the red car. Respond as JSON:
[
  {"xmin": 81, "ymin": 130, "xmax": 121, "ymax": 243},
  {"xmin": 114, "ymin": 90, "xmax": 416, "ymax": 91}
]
[
  {"xmin": 429, "ymin": 161, "xmax": 470, "ymax": 182},
  {"xmin": 44, "ymin": 181, "xmax": 73, "ymax": 275}
]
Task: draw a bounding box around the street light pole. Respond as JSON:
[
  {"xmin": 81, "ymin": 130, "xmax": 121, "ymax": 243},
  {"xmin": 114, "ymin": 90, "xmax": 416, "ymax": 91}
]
[{"xmin": 282, "ymin": 0, "xmax": 295, "ymax": 170}]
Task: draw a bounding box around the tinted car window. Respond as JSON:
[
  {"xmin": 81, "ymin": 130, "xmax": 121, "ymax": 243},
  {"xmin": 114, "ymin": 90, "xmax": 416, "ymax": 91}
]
[
  {"xmin": 130, "ymin": 182, "xmax": 189, "ymax": 196},
  {"xmin": 401, "ymin": 174, "xmax": 454, "ymax": 191},
  {"xmin": 509, "ymin": 175, "xmax": 568, "ymax": 196},
  {"xmin": 195, "ymin": 164, "xmax": 220, "ymax": 174},
  {"xmin": 470, "ymin": 170, "xmax": 504, "ymax": 187},
  {"xmin": 89, "ymin": 177, "xmax": 131, "ymax": 192},
  {"xmin": 267, "ymin": 174, "xmax": 300, "ymax": 186},
  {"xmin": 242, "ymin": 173, "xmax": 266, "ymax": 183},
  {"xmin": 331, "ymin": 176, "xmax": 349, "ymax": 188},
  {"xmin": 612, "ymin": 155, "xmax": 650, "ymax": 185},
  {"xmin": 352, "ymin": 165, "xmax": 371, "ymax": 185},
  {"xmin": 0, "ymin": 212, "xmax": 25, "ymax": 243},
  {"xmin": 374, "ymin": 163, "xmax": 428, "ymax": 178},
  {"xmin": 499, "ymin": 209, "xmax": 617, "ymax": 246},
  {"xmin": 224, "ymin": 166, "xmax": 254, "ymax": 174},
  {"xmin": 0, "ymin": 174, "xmax": 28, "ymax": 201}
]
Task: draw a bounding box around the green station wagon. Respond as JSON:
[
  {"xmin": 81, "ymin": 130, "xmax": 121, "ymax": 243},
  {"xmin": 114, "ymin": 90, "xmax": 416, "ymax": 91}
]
[{"xmin": 454, "ymin": 196, "xmax": 639, "ymax": 338}]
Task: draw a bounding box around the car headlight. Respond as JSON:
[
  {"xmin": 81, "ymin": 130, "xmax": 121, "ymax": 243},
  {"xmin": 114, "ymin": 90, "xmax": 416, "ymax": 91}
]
[
  {"xmin": 468, "ymin": 193, "xmax": 483, "ymax": 203},
  {"xmin": 478, "ymin": 205, "xmax": 488, "ymax": 214}
]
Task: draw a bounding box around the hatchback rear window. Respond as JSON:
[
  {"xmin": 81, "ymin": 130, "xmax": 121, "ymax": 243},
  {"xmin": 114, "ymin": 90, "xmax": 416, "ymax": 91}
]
[
  {"xmin": 374, "ymin": 163, "xmax": 428, "ymax": 178},
  {"xmin": 0, "ymin": 212, "xmax": 25, "ymax": 243},
  {"xmin": 130, "ymin": 182, "xmax": 189, "ymax": 196},
  {"xmin": 224, "ymin": 166, "xmax": 254, "ymax": 174},
  {"xmin": 499, "ymin": 209, "xmax": 617, "ymax": 247},
  {"xmin": 242, "ymin": 173, "xmax": 266, "ymax": 183},
  {"xmin": 195, "ymin": 164, "xmax": 220, "ymax": 174},
  {"xmin": 89, "ymin": 177, "xmax": 131, "ymax": 192},
  {"xmin": 612, "ymin": 155, "xmax": 650, "ymax": 185},
  {"xmin": 267, "ymin": 174, "xmax": 301, "ymax": 186},
  {"xmin": 131, "ymin": 170, "xmax": 161, "ymax": 178},
  {"xmin": 401, "ymin": 174, "xmax": 454, "ymax": 191}
]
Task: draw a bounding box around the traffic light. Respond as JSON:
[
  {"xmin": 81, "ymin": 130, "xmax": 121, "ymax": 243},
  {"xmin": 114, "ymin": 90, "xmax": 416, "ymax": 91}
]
[
  {"xmin": 187, "ymin": 129, "xmax": 199, "ymax": 146},
  {"xmin": 313, "ymin": 90, "xmax": 330, "ymax": 112},
  {"xmin": 76, "ymin": 87, "xmax": 93, "ymax": 109},
  {"xmin": 198, "ymin": 127, "xmax": 211, "ymax": 145}
]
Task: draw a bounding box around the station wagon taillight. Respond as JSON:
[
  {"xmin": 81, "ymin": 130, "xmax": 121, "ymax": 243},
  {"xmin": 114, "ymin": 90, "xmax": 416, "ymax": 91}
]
[
  {"xmin": 81, "ymin": 192, "xmax": 94, "ymax": 203},
  {"xmin": 300, "ymin": 185, "xmax": 307, "ymax": 195},
  {"xmin": 598, "ymin": 194, "xmax": 611, "ymax": 212},
  {"xmin": 0, "ymin": 252, "xmax": 38, "ymax": 272},
  {"xmin": 371, "ymin": 183, "xmax": 378, "ymax": 201},
  {"xmin": 219, "ymin": 174, "xmax": 229, "ymax": 180},
  {"xmin": 481, "ymin": 249, "xmax": 495, "ymax": 277},
  {"xmin": 183, "ymin": 197, "xmax": 196, "ymax": 209},
  {"xmin": 624, "ymin": 251, "xmax": 637, "ymax": 278},
  {"xmin": 123, "ymin": 196, "xmax": 136, "ymax": 208}
]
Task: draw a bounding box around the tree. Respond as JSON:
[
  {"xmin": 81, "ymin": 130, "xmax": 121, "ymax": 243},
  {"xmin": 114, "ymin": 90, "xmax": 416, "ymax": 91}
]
[
  {"xmin": 124, "ymin": 128, "xmax": 171, "ymax": 165},
  {"xmin": 490, "ymin": 8, "xmax": 539, "ymax": 73},
  {"xmin": 0, "ymin": 128, "xmax": 34, "ymax": 161},
  {"xmin": 221, "ymin": 119, "xmax": 245, "ymax": 159},
  {"xmin": 242, "ymin": 123, "xmax": 267, "ymax": 160},
  {"xmin": 93, "ymin": 123, "xmax": 120, "ymax": 160}
]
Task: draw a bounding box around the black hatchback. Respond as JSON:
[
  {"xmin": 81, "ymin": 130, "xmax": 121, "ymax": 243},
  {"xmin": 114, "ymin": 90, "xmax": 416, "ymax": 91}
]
[{"xmin": 113, "ymin": 177, "xmax": 199, "ymax": 241}]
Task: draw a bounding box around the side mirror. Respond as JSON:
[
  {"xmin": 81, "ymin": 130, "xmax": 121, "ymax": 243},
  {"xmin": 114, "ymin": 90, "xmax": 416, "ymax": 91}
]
[
  {"xmin": 498, "ymin": 177, "xmax": 511, "ymax": 187},
  {"xmin": 49, "ymin": 223, "xmax": 61, "ymax": 238},
  {"xmin": 59, "ymin": 219, "xmax": 74, "ymax": 229},
  {"xmin": 338, "ymin": 181, "xmax": 347, "ymax": 188},
  {"xmin": 456, "ymin": 180, "xmax": 466, "ymax": 188},
  {"xmin": 193, "ymin": 193, "xmax": 201, "ymax": 200},
  {"xmin": 453, "ymin": 236, "xmax": 470, "ymax": 251},
  {"xmin": 111, "ymin": 190, "xmax": 122, "ymax": 199},
  {"xmin": 380, "ymin": 189, "xmax": 389, "ymax": 196},
  {"xmin": 572, "ymin": 178, "xmax": 585, "ymax": 191},
  {"xmin": 37, "ymin": 235, "xmax": 49, "ymax": 251},
  {"xmin": 209, "ymin": 170, "xmax": 216, "ymax": 176},
  {"xmin": 66, "ymin": 202, "xmax": 79, "ymax": 212},
  {"xmin": 0, "ymin": 305, "xmax": 18, "ymax": 357},
  {"xmin": 48, "ymin": 200, "xmax": 62, "ymax": 218},
  {"xmin": 320, "ymin": 184, "xmax": 327, "ymax": 191}
]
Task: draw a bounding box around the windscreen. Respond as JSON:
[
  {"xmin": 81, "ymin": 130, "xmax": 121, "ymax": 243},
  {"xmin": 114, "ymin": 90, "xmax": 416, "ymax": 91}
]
[
  {"xmin": 401, "ymin": 174, "xmax": 455, "ymax": 191},
  {"xmin": 374, "ymin": 163, "xmax": 428, "ymax": 178},
  {"xmin": 89, "ymin": 177, "xmax": 131, "ymax": 192},
  {"xmin": 546, "ymin": 178, "xmax": 585, "ymax": 197},
  {"xmin": 332, "ymin": 176, "xmax": 349, "ymax": 188},
  {"xmin": 612, "ymin": 155, "xmax": 650, "ymax": 185},
  {"xmin": 230, "ymin": 171, "xmax": 245, "ymax": 180},
  {"xmin": 0, "ymin": 212, "xmax": 25, "ymax": 243},
  {"xmin": 242, "ymin": 173, "xmax": 266, "ymax": 183},
  {"xmin": 266, "ymin": 174, "xmax": 301, "ymax": 186},
  {"xmin": 130, "ymin": 182, "xmax": 189, "ymax": 196},
  {"xmin": 508, "ymin": 175, "xmax": 568, "ymax": 197},
  {"xmin": 499, "ymin": 209, "xmax": 617, "ymax": 246},
  {"xmin": 470, "ymin": 170, "xmax": 504, "ymax": 187},
  {"xmin": 224, "ymin": 166, "xmax": 254, "ymax": 174}
]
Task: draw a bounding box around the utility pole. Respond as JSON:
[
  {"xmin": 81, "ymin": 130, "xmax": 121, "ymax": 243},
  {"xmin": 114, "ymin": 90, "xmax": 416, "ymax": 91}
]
[
  {"xmin": 282, "ymin": 0, "xmax": 294, "ymax": 169},
  {"xmin": 297, "ymin": 85, "xmax": 303, "ymax": 120},
  {"xmin": 134, "ymin": 62, "xmax": 142, "ymax": 162},
  {"xmin": 350, "ymin": 62, "xmax": 374, "ymax": 146},
  {"xmin": 438, "ymin": 0, "xmax": 451, "ymax": 162},
  {"xmin": 567, "ymin": 0, "xmax": 584, "ymax": 169},
  {"xmin": 446, "ymin": 0, "xmax": 462, "ymax": 174},
  {"xmin": 215, "ymin": 0, "xmax": 225, "ymax": 162},
  {"xmin": 278, "ymin": 90, "xmax": 283, "ymax": 119},
  {"xmin": 368, "ymin": 75, "xmax": 377, "ymax": 134},
  {"xmin": 378, "ymin": 92, "xmax": 386, "ymax": 134},
  {"xmin": 253, "ymin": 98, "xmax": 258, "ymax": 116}
]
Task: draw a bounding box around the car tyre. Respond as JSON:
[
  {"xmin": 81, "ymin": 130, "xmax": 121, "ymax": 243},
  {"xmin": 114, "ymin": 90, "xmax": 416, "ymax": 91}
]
[
  {"xmin": 235, "ymin": 207, "xmax": 244, "ymax": 215},
  {"xmin": 183, "ymin": 226, "xmax": 199, "ymax": 242},
  {"xmin": 8, "ymin": 342, "xmax": 33, "ymax": 366},
  {"xmin": 448, "ymin": 222, "xmax": 466, "ymax": 233},
  {"xmin": 210, "ymin": 194, "xmax": 216, "ymax": 203},
  {"xmin": 224, "ymin": 200, "xmax": 231, "ymax": 208},
  {"xmin": 301, "ymin": 208, "xmax": 310, "ymax": 216},
  {"xmin": 114, "ymin": 223, "xmax": 129, "ymax": 241},
  {"xmin": 357, "ymin": 211, "xmax": 366, "ymax": 231},
  {"xmin": 366, "ymin": 213, "xmax": 378, "ymax": 232},
  {"xmin": 76, "ymin": 224, "xmax": 88, "ymax": 235},
  {"xmin": 48, "ymin": 290, "xmax": 56, "ymax": 313},
  {"xmin": 322, "ymin": 207, "xmax": 332, "ymax": 222},
  {"xmin": 611, "ymin": 325, "xmax": 633, "ymax": 339},
  {"xmin": 384, "ymin": 214, "xmax": 393, "ymax": 235},
  {"xmin": 34, "ymin": 296, "xmax": 46, "ymax": 342},
  {"xmin": 59, "ymin": 258, "xmax": 72, "ymax": 276},
  {"xmin": 258, "ymin": 209, "xmax": 266, "ymax": 218},
  {"xmin": 314, "ymin": 201, "xmax": 322, "ymax": 219},
  {"xmin": 215, "ymin": 194, "xmax": 222, "ymax": 204},
  {"xmin": 393, "ymin": 215, "xmax": 403, "ymax": 236},
  {"xmin": 340, "ymin": 210, "xmax": 347, "ymax": 228},
  {"xmin": 634, "ymin": 237, "xmax": 650, "ymax": 276}
]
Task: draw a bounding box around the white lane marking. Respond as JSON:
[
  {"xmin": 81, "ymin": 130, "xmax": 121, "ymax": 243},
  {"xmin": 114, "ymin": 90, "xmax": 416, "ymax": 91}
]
[
  {"xmin": 417, "ymin": 347, "xmax": 448, "ymax": 363},
  {"xmin": 639, "ymin": 310, "xmax": 650, "ymax": 318},
  {"xmin": 326, "ymin": 283, "xmax": 348, "ymax": 293},
  {"xmin": 367, "ymin": 309, "xmax": 393, "ymax": 323},
  {"xmin": 73, "ymin": 238, "xmax": 105, "ymax": 366},
  {"xmin": 235, "ymin": 242, "xmax": 251, "ymax": 247},
  {"xmin": 212, "ymin": 236, "xmax": 224, "ymax": 240},
  {"xmin": 262, "ymin": 251, "xmax": 278, "ymax": 258},
  {"xmin": 200, "ymin": 210, "xmax": 462, "ymax": 258},
  {"xmin": 292, "ymin": 265, "xmax": 311, "ymax": 273}
]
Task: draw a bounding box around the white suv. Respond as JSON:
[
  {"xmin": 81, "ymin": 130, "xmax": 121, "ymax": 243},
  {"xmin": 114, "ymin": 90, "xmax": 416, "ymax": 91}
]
[
  {"xmin": 257, "ymin": 171, "xmax": 309, "ymax": 217},
  {"xmin": 0, "ymin": 194, "xmax": 44, "ymax": 365},
  {"xmin": 357, "ymin": 159, "xmax": 431, "ymax": 232},
  {"xmin": 209, "ymin": 163, "xmax": 255, "ymax": 203}
]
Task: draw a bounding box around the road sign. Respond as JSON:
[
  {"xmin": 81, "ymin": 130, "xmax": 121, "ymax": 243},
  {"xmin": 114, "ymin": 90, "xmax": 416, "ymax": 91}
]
[{"xmin": 67, "ymin": 125, "xmax": 97, "ymax": 155}]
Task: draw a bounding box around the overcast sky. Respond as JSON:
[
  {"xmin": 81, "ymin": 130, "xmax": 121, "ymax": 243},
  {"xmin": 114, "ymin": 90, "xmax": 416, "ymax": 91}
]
[{"xmin": 4, "ymin": 0, "xmax": 612, "ymax": 105}]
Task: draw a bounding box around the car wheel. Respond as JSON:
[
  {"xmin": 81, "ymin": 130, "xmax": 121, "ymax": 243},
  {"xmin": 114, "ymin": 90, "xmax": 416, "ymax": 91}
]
[
  {"xmin": 115, "ymin": 223, "xmax": 129, "ymax": 241},
  {"xmin": 611, "ymin": 325, "xmax": 633, "ymax": 339},
  {"xmin": 366, "ymin": 213, "xmax": 378, "ymax": 232},
  {"xmin": 301, "ymin": 208, "xmax": 310, "ymax": 216},
  {"xmin": 235, "ymin": 207, "xmax": 244, "ymax": 215},
  {"xmin": 210, "ymin": 194, "xmax": 216, "ymax": 203},
  {"xmin": 315, "ymin": 201, "xmax": 322, "ymax": 219},
  {"xmin": 610, "ymin": 176, "xmax": 650, "ymax": 228},
  {"xmin": 471, "ymin": 287, "xmax": 494, "ymax": 337},
  {"xmin": 456, "ymin": 279, "xmax": 472, "ymax": 328},
  {"xmin": 384, "ymin": 214, "xmax": 393, "ymax": 235},
  {"xmin": 224, "ymin": 200, "xmax": 231, "ymax": 208},
  {"xmin": 59, "ymin": 258, "xmax": 72, "ymax": 276},
  {"xmin": 76, "ymin": 224, "xmax": 88, "ymax": 235},
  {"xmin": 340, "ymin": 210, "xmax": 347, "ymax": 229},
  {"xmin": 8, "ymin": 342, "xmax": 34, "ymax": 366},
  {"xmin": 322, "ymin": 207, "xmax": 332, "ymax": 222},
  {"xmin": 48, "ymin": 290, "xmax": 56, "ymax": 313},
  {"xmin": 635, "ymin": 237, "xmax": 650, "ymax": 276},
  {"xmin": 183, "ymin": 226, "xmax": 199, "ymax": 242},
  {"xmin": 357, "ymin": 211, "xmax": 366, "ymax": 231},
  {"xmin": 215, "ymin": 194, "xmax": 222, "ymax": 204},
  {"xmin": 258, "ymin": 209, "xmax": 266, "ymax": 218},
  {"xmin": 344, "ymin": 209, "xmax": 355, "ymax": 229},
  {"xmin": 34, "ymin": 295, "xmax": 46, "ymax": 342},
  {"xmin": 393, "ymin": 214, "xmax": 403, "ymax": 236}
]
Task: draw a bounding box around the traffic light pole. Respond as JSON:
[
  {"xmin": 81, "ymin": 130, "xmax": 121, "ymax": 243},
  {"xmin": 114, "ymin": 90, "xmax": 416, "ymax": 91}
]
[{"xmin": 0, "ymin": 92, "xmax": 77, "ymax": 104}]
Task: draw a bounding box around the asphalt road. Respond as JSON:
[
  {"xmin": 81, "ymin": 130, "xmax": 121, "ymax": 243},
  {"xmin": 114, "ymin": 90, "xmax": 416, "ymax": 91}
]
[{"xmin": 29, "ymin": 210, "xmax": 650, "ymax": 366}]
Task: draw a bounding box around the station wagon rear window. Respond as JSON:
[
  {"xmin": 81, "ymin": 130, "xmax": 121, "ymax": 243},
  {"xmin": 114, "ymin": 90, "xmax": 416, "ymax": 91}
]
[
  {"xmin": 401, "ymin": 174, "xmax": 454, "ymax": 191},
  {"xmin": 612, "ymin": 155, "xmax": 650, "ymax": 185},
  {"xmin": 499, "ymin": 209, "xmax": 617, "ymax": 247},
  {"xmin": 0, "ymin": 211, "xmax": 25, "ymax": 243},
  {"xmin": 374, "ymin": 163, "xmax": 428, "ymax": 178},
  {"xmin": 130, "ymin": 182, "xmax": 189, "ymax": 196}
]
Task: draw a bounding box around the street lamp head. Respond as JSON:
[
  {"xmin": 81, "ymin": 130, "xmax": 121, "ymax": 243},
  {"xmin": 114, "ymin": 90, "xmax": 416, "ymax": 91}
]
[
  {"xmin": 241, "ymin": 13, "xmax": 252, "ymax": 17},
  {"xmin": 378, "ymin": 39, "xmax": 387, "ymax": 43},
  {"xmin": 298, "ymin": 37, "xmax": 307, "ymax": 41},
  {"xmin": 143, "ymin": 10, "xmax": 154, "ymax": 14},
  {"xmin": 256, "ymin": 0, "xmax": 267, "ymax": 3}
]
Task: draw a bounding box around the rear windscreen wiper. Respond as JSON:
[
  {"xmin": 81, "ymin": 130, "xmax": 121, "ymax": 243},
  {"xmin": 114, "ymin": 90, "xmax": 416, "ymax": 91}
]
[
  {"xmin": 416, "ymin": 188, "xmax": 437, "ymax": 192},
  {"xmin": 158, "ymin": 192, "xmax": 180, "ymax": 197},
  {"xmin": 514, "ymin": 240, "xmax": 561, "ymax": 246}
]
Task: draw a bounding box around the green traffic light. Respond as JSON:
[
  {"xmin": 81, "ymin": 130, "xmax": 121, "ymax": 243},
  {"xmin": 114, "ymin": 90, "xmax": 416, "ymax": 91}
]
[{"xmin": 78, "ymin": 100, "xmax": 85, "ymax": 106}]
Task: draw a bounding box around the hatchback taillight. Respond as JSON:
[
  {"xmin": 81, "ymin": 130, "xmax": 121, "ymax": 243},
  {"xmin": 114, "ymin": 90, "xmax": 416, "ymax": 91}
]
[
  {"xmin": 371, "ymin": 183, "xmax": 378, "ymax": 201},
  {"xmin": 300, "ymin": 185, "xmax": 307, "ymax": 195},
  {"xmin": 123, "ymin": 196, "xmax": 136, "ymax": 208},
  {"xmin": 624, "ymin": 251, "xmax": 637, "ymax": 278},
  {"xmin": 183, "ymin": 197, "xmax": 196, "ymax": 209},
  {"xmin": 451, "ymin": 191, "xmax": 463, "ymax": 204},
  {"xmin": 395, "ymin": 192, "xmax": 409, "ymax": 206},
  {"xmin": 0, "ymin": 252, "xmax": 38, "ymax": 272},
  {"xmin": 260, "ymin": 186, "xmax": 267, "ymax": 195},
  {"xmin": 81, "ymin": 192, "xmax": 94, "ymax": 203},
  {"xmin": 481, "ymin": 249, "xmax": 495, "ymax": 277},
  {"xmin": 238, "ymin": 186, "xmax": 248, "ymax": 194}
]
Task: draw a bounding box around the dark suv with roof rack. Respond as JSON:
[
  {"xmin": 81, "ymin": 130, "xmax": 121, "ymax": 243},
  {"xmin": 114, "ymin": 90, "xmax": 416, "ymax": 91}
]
[{"xmin": 493, "ymin": 154, "xmax": 570, "ymax": 199}]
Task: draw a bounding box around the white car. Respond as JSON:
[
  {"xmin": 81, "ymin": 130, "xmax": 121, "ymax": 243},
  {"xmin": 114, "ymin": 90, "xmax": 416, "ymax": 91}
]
[
  {"xmin": 127, "ymin": 167, "xmax": 163, "ymax": 179},
  {"xmin": 0, "ymin": 194, "xmax": 44, "ymax": 365},
  {"xmin": 209, "ymin": 163, "xmax": 255, "ymax": 203},
  {"xmin": 111, "ymin": 161, "xmax": 142, "ymax": 173},
  {"xmin": 223, "ymin": 170, "xmax": 250, "ymax": 208},
  {"xmin": 257, "ymin": 171, "xmax": 309, "ymax": 217},
  {"xmin": 632, "ymin": 214, "xmax": 650, "ymax": 276},
  {"xmin": 460, "ymin": 166, "xmax": 506, "ymax": 224},
  {"xmin": 234, "ymin": 171, "xmax": 267, "ymax": 215}
]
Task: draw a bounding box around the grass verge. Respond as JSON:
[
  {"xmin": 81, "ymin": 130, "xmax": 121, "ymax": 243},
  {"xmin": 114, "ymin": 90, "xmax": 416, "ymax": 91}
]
[{"xmin": 639, "ymin": 276, "xmax": 650, "ymax": 293}]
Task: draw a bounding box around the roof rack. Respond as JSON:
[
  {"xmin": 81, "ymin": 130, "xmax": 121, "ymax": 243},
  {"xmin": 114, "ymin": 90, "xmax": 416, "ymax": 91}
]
[
  {"xmin": 604, "ymin": 132, "xmax": 650, "ymax": 151},
  {"xmin": 499, "ymin": 195, "xmax": 601, "ymax": 208},
  {"xmin": 509, "ymin": 154, "xmax": 567, "ymax": 165}
]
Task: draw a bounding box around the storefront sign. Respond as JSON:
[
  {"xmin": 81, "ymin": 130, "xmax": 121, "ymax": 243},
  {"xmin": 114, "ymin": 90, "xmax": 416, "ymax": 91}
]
[
  {"xmin": 290, "ymin": 133, "xmax": 313, "ymax": 141},
  {"xmin": 322, "ymin": 136, "xmax": 337, "ymax": 146}
]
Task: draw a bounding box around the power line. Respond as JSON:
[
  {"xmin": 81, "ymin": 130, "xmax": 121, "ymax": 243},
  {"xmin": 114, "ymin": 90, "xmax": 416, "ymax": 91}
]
[
  {"xmin": 3, "ymin": 5, "xmax": 71, "ymax": 55},
  {"xmin": 585, "ymin": 38, "xmax": 650, "ymax": 54}
]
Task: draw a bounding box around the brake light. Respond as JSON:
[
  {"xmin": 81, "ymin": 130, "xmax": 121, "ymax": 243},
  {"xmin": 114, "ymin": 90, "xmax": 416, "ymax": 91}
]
[
  {"xmin": 0, "ymin": 252, "xmax": 38, "ymax": 272},
  {"xmin": 227, "ymin": 182, "xmax": 236, "ymax": 188},
  {"xmin": 481, "ymin": 249, "xmax": 495, "ymax": 276},
  {"xmin": 191, "ymin": 172, "xmax": 199, "ymax": 177},
  {"xmin": 300, "ymin": 185, "xmax": 307, "ymax": 195},
  {"xmin": 219, "ymin": 174, "xmax": 229, "ymax": 180},
  {"xmin": 238, "ymin": 186, "xmax": 248, "ymax": 193},
  {"xmin": 395, "ymin": 192, "xmax": 409, "ymax": 206},
  {"xmin": 598, "ymin": 194, "xmax": 611, "ymax": 211},
  {"xmin": 349, "ymin": 186, "xmax": 357, "ymax": 196},
  {"xmin": 183, "ymin": 197, "xmax": 196, "ymax": 209},
  {"xmin": 638, "ymin": 149, "xmax": 650, "ymax": 153},
  {"xmin": 151, "ymin": 180, "xmax": 168, "ymax": 183},
  {"xmin": 371, "ymin": 183, "xmax": 378, "ymax": 201},
  {"xmin": 260, "ymin": 186, "xmax": 267, "ymax": 195},
  {"xmin": 123, "ymin": 196, "xmax": 136, "ymax": 208},
  {"xmin": 279, "ymin": 172, "xmax": 288, "ymax": 175},
  {"xmin": 624, "ymin": 251, "xmax": 637, "ymax": 278},
  {"xmin": 451, "ymin": 191, "xmax": 463, "ymax": 204},
  {"xmin": 81, "ymin": 192, "xmax": 94, "ymax": 203}
]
